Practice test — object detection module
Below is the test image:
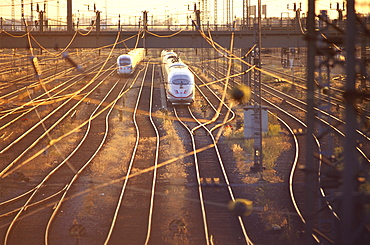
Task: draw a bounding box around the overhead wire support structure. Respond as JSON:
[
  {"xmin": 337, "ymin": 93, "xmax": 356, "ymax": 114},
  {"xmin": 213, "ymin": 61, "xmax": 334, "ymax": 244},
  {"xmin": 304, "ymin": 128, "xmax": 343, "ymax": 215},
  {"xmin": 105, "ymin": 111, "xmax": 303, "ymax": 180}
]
[
  {"xmin": 305, "ymin": 0, "xmax": 370, "ymax": 244},
  {"xmin": 242, "ymin": 0, "xmax": 250, "ymax": 29},
  {"xmin": 250, "ymin": 0, "xmax": 263, "ymax": 174},
  {"xmin": 305, "ymin": 0, "xmax": 318, "ymax": 243},
  {"xmin": 315, "ymin": 9, "xmax": 338, "ymax": 241},
  {"xmin": 341, "ymin": 0, "xmax": 367, "ymax": 244}
]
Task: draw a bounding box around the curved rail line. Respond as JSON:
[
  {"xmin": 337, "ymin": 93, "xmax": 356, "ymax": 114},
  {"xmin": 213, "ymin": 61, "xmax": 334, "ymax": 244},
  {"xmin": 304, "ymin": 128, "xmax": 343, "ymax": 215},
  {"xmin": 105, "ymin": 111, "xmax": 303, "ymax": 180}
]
[{"xmin": 104, "ymin": 62, "xmax": 152, "ymax": 244}]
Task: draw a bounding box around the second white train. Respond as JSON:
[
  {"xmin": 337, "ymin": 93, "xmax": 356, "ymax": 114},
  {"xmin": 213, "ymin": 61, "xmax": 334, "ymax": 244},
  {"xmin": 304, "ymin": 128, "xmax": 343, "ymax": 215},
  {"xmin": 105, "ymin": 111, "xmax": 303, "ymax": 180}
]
[
  {"xmin": 161, "ymin": 50, "xmax": 195, "ymax": 105},
  {"xmin": 117, "ymin": 48, "xmax": 145, "ymax": 75}
]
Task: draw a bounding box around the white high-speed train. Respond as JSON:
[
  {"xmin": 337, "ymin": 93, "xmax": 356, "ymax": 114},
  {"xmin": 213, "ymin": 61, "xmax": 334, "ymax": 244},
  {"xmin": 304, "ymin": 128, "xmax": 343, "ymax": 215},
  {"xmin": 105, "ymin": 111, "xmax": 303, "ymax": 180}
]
[
  {"xmin": 117, "ymin": 48, "xmax": 145, "ymax": 75},
  {"xmin": 161, "ymin": 50, "xmax": 195, "ymax": 105}
]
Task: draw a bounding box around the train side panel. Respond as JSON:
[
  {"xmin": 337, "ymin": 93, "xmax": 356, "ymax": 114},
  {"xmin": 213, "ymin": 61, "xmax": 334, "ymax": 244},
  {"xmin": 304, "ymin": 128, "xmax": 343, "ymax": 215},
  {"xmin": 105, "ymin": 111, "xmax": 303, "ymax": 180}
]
[{"xmin": 117, "ymin": 48, "xmax": 145, "ymax": 75}]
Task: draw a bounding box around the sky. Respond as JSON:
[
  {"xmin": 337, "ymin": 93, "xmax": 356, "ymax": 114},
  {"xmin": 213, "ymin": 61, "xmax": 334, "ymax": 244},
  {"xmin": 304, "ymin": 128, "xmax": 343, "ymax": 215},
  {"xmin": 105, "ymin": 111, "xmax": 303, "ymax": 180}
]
[{"xmin": 0, "ymin": 0, "xmax": 369, "ymax": 25}]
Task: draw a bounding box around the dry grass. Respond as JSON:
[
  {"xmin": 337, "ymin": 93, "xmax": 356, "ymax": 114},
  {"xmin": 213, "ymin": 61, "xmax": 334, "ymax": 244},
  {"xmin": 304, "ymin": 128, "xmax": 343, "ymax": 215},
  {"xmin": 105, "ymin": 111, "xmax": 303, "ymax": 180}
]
[
  {"xmin": 256, "ymin": 185, "xmax": 299, "ymax": 241},
  {"xmin": 86, "ymin": 106, "xmax": 190, "ymax": 237},
  {"xmin": 156, "ymin": 110, "xmax": 190, "ymax": 239},
  {"xmin": 222, "ymin": 112, "xmax": 289, "ymax": 184},
  {"xmin": 77, "ymin": 103, "xmax": 136, "ymax": 213},
  {"xmin": 159, "ymin": 112, "xmax": 188, "ymax": 182},
  {"xmin": 89, "ymin": 115, "xmax": 135, "ymax": 178},
  {"xmin": 1, "ymin": 103, "xmax": 60, "ymax": 146},
  {"xmin": 0, "ymin": 103, "xmax": 87, "ymax": 188}
]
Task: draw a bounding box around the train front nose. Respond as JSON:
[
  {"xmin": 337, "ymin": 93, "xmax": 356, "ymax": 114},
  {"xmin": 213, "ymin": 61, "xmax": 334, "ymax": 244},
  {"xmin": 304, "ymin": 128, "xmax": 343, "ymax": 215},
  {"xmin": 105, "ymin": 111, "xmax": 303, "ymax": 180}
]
[
  {"xmin": 119, "ymin": 65, "xmax": 132, "ymax": 74},
  {"xmin": 174, "ymin": 89, "xmax": 188, "ymax": 97}
]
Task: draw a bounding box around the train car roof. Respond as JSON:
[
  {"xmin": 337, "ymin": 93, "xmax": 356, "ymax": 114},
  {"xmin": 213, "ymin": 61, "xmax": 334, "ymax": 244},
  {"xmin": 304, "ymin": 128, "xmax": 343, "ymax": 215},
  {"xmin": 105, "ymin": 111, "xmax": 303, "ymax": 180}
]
[
  {"xmin": 168, "ymin": 67, "xmax": 193, "ymax": 76},
  {"xmin": 129, "ymin": 48, "xmax": 145, "ymax": 54},
  {"xmin": 163, "ymin": 52, "xmax": 177, "ymax": 58},
  {"xmin": 117, "ymin": 48, "xmax": 145, "ymax": 58},
  {"xmin": 118, "ymin": 54, "xmax": 131, "ymax": 58},
  {"xmin": 168, "ymin": 62, "xmax": 187, "ymax": 68}
]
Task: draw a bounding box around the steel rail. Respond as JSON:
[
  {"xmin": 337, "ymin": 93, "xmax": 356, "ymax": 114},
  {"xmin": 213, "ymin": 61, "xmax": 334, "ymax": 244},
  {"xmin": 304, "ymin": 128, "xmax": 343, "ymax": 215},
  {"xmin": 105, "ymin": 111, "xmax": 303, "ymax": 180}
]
[
  {"xmin": 173, "ymin": 107, "xmax": 210, "ymax": 245},
  {"xmin": 3, "ymin": 68, "xmax": 121, "ymax": 245},
  {"xmin": 103, "ymin": 62, "xmax": 150, "ymax": 244},
  {"xmin": 44, "ymin": 75, "xmax": 129, "ymax": 245},
  {"xmin": 0, "ymin": 60, "xmax": 105, "ymax": 129},
  {"xmin": 188, "ymin": 106, "xmax": 253, "ymax": 245},
  {"xmin": 144, "ymin": 63, "xmax": 161, "ymax": 244},
  {"xmin": 0, "ymin": 64, "xmax": 117, "ymax": 178}
]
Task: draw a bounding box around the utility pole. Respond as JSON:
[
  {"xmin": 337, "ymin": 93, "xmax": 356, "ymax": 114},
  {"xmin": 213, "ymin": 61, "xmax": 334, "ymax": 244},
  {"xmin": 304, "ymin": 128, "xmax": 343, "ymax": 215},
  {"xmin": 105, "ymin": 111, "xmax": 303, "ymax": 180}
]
[
  {"xmin": 226, "ymin": 0, "xmax": 230, "ymax": 27},
  {"xmin": 316, "ymin": 9, "xmax": 337, "ymax": 239},
  {"xmin": 67, "ymin": 0, "xmax": 72, "ymax": 33},
  {"xmin": 143, "ymin": 11, "xmax": 148, "ymax": 51},
  {"xmin": 57, "ymin": 0, "xmax": 60, "ymax": 30},
  {"xmin": 305, "ymin": 0, "xmax": 316, "ymax": 243},
  {"xmin": 226, "ymin": 0, "xmax": 233, "ymax": 28},
  {"xmin": 43, "ymin": 0, "xmax": 48, "ymax": 26},
  {"xmin": 201, "ymin": 0, "xmax": 208, "ymax": 26},
  {"xmin": 21, "ymin": 0, "xmax": 24, "ymax": 31},
  {"xmin": 105, "ymin": 0, "xmax": 108, "ymax": 26},
  {"xmin": 243, "ymin": 0, "xmax": 250, "ymax": 29},
  {"xmin": 36, "ymin": 4, "xmax": 45, "ymax": 32},
  {"xmin": 96, "ymin": 11, "xmax": 100, "ymax": 34},
  {"xmin": 330, "ymin": 1, "xmax": 345, "ymax": 28},
  {"xmin": 250, "ymin": 0, "xmax": 263, "ymax": 174},
  {"xmin": 195, "ymin": 6, "xmax": 201, "ymax": 30},
  {"xmin": 288, "ymin": 2, "xmax": 302, "ymax": 31},
  {"xmin": 342, "ymin": 1, "xmax": 359, "ymax": 244},
  {"xmin": 31, "ymin": 0, "xmax": 34, "ymax": 26},
  {"xmin": 11, "ymin": 0, "xmax": 15, "ymax": 30},
  {"xmin": 214, "ymin": 0, "xmax": 217, "ymax": 29},
  {"xmin": 143, "ymin": 11, "xmax": 148, "ymax": 31}
]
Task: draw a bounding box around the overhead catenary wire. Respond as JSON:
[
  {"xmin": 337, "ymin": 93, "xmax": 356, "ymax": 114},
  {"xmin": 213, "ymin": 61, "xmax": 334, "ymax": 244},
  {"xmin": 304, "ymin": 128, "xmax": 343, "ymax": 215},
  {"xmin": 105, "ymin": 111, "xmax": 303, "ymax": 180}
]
[
  {"xmin": 0, "ymin": 28, "xmax": 124, "ymax": 178},
  {"xmin": 190, "ymin": 20, "xmax": 309, "ymax": 90}
]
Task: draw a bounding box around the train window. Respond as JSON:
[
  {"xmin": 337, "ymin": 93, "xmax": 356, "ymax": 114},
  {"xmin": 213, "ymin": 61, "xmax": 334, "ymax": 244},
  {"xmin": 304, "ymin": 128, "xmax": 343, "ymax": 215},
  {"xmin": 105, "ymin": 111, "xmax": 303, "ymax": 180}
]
[
  {"xmin": 172, "ymin": 79, "xmax": 190, "ymax": 85},
  {"xmin": 119, "ymin": 57, "xmax": 131, "ymax": 66},
  {"xmin": 166, "ymin": 55, "xmax": 177, "ymax": 60}
]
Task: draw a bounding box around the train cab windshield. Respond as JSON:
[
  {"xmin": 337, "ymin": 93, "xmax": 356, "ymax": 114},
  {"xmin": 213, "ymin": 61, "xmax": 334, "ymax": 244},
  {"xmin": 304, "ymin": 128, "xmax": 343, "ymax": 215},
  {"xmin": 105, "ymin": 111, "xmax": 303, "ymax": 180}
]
[
  {"xmin": 172, "ymin": 75, "xmax": 191, "ymax": 85},
  {"xmin": 167, "ymin": 55, "xmax": 177, "ymax": 60},
  {"xmin": 119, "ymin": 57, "xmax": 131, "ymax": 66}
]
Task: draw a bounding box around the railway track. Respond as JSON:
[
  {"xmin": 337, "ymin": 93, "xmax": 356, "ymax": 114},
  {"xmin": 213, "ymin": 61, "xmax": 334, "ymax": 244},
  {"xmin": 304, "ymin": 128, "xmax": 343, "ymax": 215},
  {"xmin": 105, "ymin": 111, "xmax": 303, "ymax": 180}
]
[
  {"xmin": 103, "ymin": 61, "xmax": 159, "ymax": 244},
  {"xmin": 172, "ymin": 84, "xmax": 251, "ymax": 244},
  {"xmin": 205, "ymin": 59, "xmax": 369, "ymax": 160},
  {"xmin": 202, "ymin": 52, "xmax": 370, "ymax": 243},
  {"xmin": 1, "ymin": 47, "xmax": 365, "ymax": 244},
  {"xmin": 0, "ymin": 48, "xmax": 127, "ymax": 244},
  {"xmin": 197, "ymin": 59, "xmax": 308, "ymax": 243}
]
